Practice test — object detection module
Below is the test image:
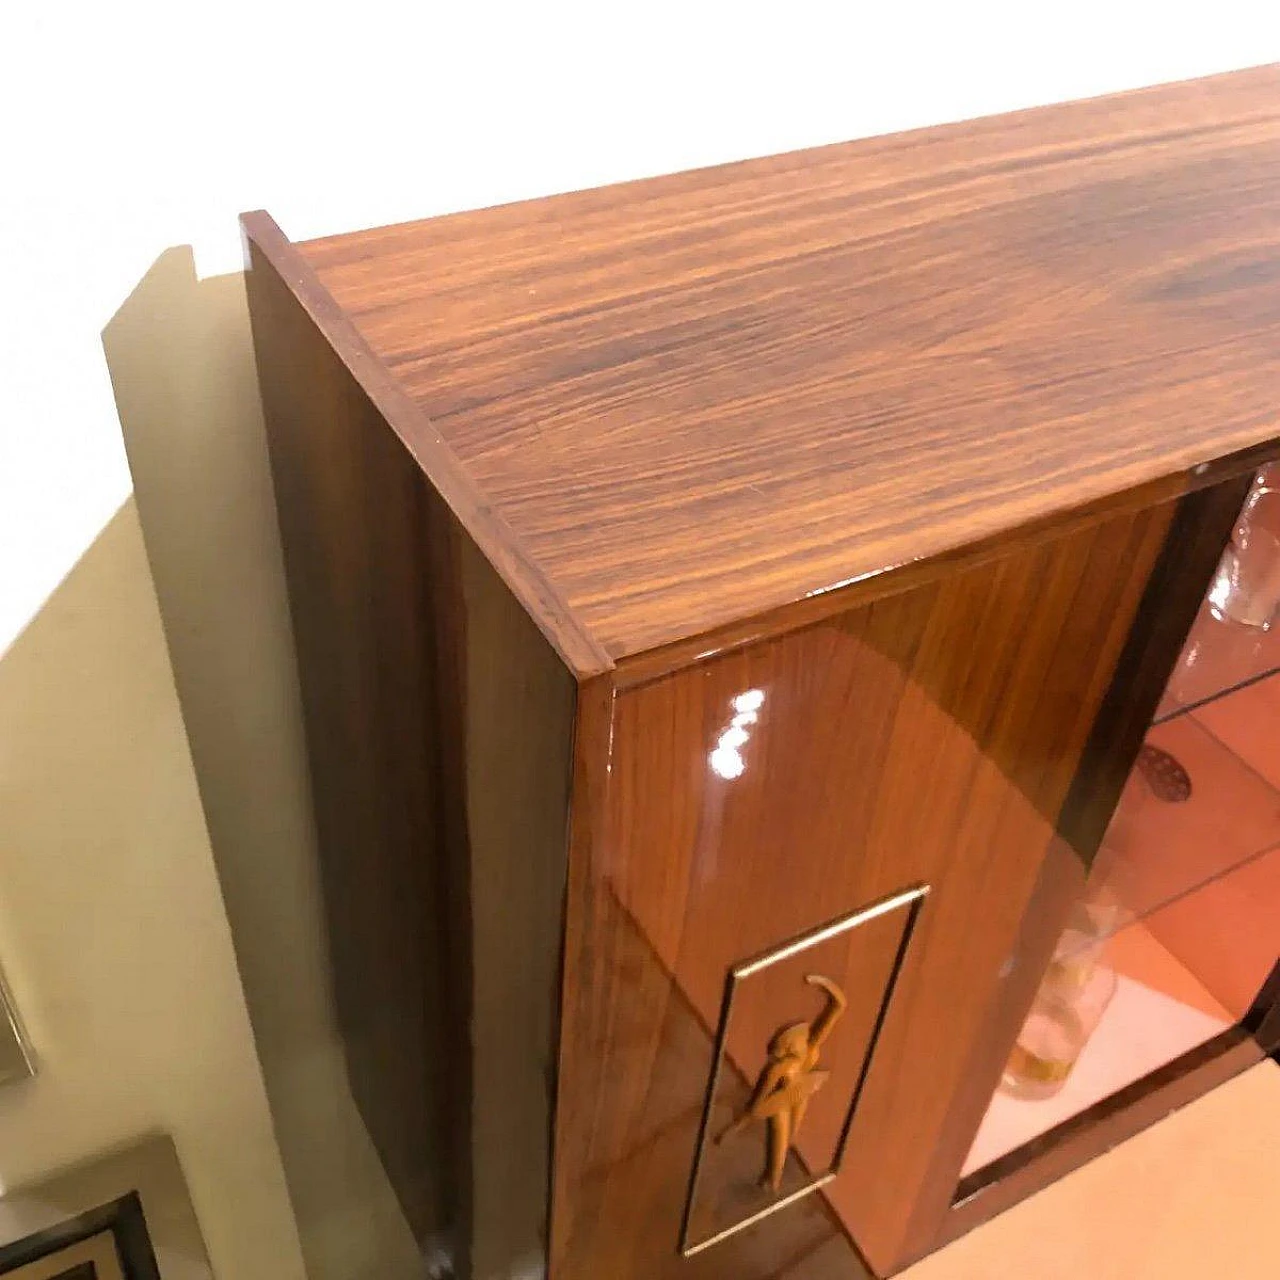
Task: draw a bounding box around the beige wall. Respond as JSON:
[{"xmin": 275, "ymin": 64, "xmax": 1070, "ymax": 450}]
[
  {"xmin": 0, "ymin": 499, "xmax": 305, "ymax": 1278},
  {"xmin": 3, "ymin": 11, "xmax": 1276, "ymax": 1276},
  {"xmin": 101, "ymin": 251, "xmax": 423, "ymax": 1280},
  {"xmin": 0, "ymin": 247, "xmax": 422, "ymax": 1280}
]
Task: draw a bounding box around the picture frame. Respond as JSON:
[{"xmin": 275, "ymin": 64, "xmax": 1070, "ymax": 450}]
[
  {"xmin": 0, "ymin": 1137, "xmax": 211, "ymax": 1280},
  {"xmin": 0, "ymin": 1192, "xmax": 157, "ymax": 1279}
]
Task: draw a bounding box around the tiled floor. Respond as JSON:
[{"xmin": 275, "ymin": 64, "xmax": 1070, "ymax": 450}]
[{"xmin": 1193, "ymin": 671, "xmax": 1280, "ymax": 790}]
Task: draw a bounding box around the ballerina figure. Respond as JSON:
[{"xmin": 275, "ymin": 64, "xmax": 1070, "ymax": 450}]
[{"xmin": 715, "ymin": 973, "xmax": 847, "ymax": 1192}]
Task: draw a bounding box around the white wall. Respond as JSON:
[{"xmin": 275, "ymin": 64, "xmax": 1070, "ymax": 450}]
[
  {"xmin": 1, "ymin": 4, "xmax": 1278, "ymax": 1277},
  {"xmin": 4, "ymin": 0, "xmax": 1279, "ymax": 656}
]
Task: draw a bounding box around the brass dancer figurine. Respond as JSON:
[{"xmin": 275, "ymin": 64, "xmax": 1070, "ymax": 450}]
[{"xmin": 715, "ymin": 974, "xmax": 848, "ymax": 1192}]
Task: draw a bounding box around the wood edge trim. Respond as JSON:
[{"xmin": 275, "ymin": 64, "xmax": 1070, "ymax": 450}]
[
  {"xmin": 927, "ymin": 1031, "xmax": 1265, "ymax": 1263},
  {"xmin": 421, "ymin": 495, "xmax": 477, "ymax": 1274},
  {"xmin": 547, "ymin": 671, "xmax": 617, "ymax": 1270},
  {"xmin": 612, "ymin": 437, "xmax": 1280, "ymax": 690},
  {"xmin": 239, "ymin": 209, "xmax": 614, "ymax": 682},
  {"xmin": 297, "ymin": 67, "xmax": 1280, "ymax": 265}
]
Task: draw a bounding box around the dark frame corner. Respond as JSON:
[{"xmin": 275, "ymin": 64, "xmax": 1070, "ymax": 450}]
[{"xmin": 0, "ymin": 1191, "xmax": 161, "ymax": 1280}]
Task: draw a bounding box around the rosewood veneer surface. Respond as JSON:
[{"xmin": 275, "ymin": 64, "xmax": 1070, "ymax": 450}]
[{"xmin": 296, "ymin": 65, "xmax": 1280, "ymax": 666}]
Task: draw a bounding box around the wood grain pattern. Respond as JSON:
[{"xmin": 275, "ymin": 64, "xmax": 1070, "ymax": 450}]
[
  {"xmin": 245, "ymin": 231, "xmax": 456, "ymax": 1252},
  {"xmin": 553, "ymin": 886, "xmax": 870, "ymax": 1280},
  {"xmin": 242, "ymin": 211, "xmax": 613, "ymax": 680},
  {"xmin": 295, "ymin": 66, "xmax": 1280, "ymax": 660},
  {"xmin": 553, "ymin": 498, "xmax": 1178, "ymax": 1277},
  {"xmin": 611, "ymin": 441, "xmax": 1280, "ymax": 690}
]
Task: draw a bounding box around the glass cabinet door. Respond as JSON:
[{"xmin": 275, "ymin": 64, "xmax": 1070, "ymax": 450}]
[{"xmin": 960, "ymin": 464, "xmax": 1280, "ymax": 1187}]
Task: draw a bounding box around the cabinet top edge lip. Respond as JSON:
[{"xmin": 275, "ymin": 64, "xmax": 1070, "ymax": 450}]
[
  {"xmin": 292, "ymin": 64, "xmax": 1280, "ymax": 255},
  {"xmin": 608, "ymin": 435, "xmax": 1280, "ymax": 689},
  {"xmin": 240, "ymin": 209, "xmax": 615, "ymax": 682},
  {"xmin": 247, "ymin": 65, "xmax": 1280, "ymax": 671}
]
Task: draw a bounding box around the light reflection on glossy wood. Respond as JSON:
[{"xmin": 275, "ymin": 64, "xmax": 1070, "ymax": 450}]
[{"xmin": 554, "ymin": 500, "xmax": 1177, "ymax": 1276}]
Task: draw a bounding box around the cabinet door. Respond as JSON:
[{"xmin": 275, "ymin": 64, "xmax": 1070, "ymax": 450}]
[
  {"xmin": 552, "ymin": 484, "xmax": 1245, "ymax": 1278},
  {"xmin": 950, "ymin": 465, "xmax": 1280, "ymax": 1248}
]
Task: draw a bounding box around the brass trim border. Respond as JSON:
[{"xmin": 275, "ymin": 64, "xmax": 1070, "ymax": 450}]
[{"xmin": 678, "ymin": 883, "xmax": 930, "ymax": 1258}]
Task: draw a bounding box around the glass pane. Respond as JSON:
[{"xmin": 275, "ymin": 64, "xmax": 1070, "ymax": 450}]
[
  {"xmin": 962, "ymin": 843, "xmax": 1279, "ymax": 1177},
  {"xmin": 1157, "ymin": 463, "xmax": 1280, "ymax": 721},
  {"xmin": 1155, "ymin": 599, "xmax": 1280, "ymax": 722},
  {"xmin": 962, "ymin": 468, "xmax": 1280, "ymax": 1182},
  {"xmin": 1057, "ymin": 701, "xmax": 1280, "ymax": 961}
]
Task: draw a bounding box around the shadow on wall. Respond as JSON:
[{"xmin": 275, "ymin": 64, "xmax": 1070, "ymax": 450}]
[
  {"xmin": 0, "ymin": 500, "xmax": 304, "ymax": 1280},
  {"xmin": 100, "ymin": 249, "xmax": 426, "ymax": 1280}
]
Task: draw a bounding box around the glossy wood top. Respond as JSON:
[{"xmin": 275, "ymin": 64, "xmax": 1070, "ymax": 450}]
[{"xmin": 285, "ymin": 66, "xmax": 1280, "ymax": 664}]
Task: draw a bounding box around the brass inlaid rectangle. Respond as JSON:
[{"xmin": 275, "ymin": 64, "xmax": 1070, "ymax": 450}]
[{"xmin": 678, "ymin": 884, "xmax": 929, "ymax": 1258}]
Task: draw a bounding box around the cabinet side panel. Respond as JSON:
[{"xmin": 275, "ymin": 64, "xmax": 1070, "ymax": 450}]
[
  {"xmin": 247, "ymin": 241, "xmax": 577, "ymax": 1276},
  {"xmin": 245, "ymin": 237, "xmax": 455, "ymax": 1251},
  {"xmin": 552, "ymin": 500, "xmax": 1178, "ymax": 1278}
]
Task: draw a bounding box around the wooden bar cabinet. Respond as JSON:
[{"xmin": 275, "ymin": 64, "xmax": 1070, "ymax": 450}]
[{"xmin": 243, "ymin": 65, "xmax": 1280, "ymax": 1278}]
